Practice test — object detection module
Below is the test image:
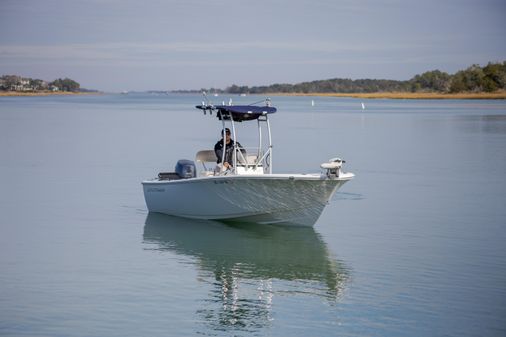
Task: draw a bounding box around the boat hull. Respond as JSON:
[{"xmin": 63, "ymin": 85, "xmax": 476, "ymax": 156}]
[{"xmin": 142, "ymin": 174, "xmax": 351, "ymax": 226}]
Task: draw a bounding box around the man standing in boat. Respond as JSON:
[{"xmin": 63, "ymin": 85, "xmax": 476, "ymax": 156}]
[{"xmin": 214, "ymin": 128, "xmax": 243, "ymax": 169}]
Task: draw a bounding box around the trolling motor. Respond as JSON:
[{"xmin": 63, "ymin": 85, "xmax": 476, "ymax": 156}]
[{"xmin": 321, "ymin": 157, "xmax": 345, "ymax": 178}]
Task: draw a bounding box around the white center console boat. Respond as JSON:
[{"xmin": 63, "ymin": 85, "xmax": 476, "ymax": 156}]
[{"xmin": 142, "ymin": 99, "xmax": 354, "ymax": 226}]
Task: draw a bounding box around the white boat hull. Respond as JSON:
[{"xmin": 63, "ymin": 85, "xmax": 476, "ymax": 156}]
[{"xmin": 142, "ymin": 173, "xmax": 352, "ymax": 226}]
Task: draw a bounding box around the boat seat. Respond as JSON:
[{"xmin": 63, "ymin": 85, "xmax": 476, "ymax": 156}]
[
  {"xmin": 195, "ymin": 150, "xmax": 217, "ymax": 172},
  {"xmin": 195, "ymin": 150, "xmax": 217, "ymax": 163},
  {"xmin": 196, "ymin": 150, "xmax": 260, "ymax": 167}
]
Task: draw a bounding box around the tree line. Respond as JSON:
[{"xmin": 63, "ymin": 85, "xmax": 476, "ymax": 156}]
[
  {"xmin": 203, "ymin": 61, "xmax": 506, "ymax": 94},
  {"xmin": 0, "ymin": 75, "xmax": 81, "ymax": 92}
]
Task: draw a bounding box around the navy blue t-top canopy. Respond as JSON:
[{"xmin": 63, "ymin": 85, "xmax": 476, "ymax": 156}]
[{"xmin": 196, "ymin": 104, "xmax": 277, "ymax": 122}]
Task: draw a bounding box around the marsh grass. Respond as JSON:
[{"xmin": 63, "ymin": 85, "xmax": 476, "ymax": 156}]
[{"xmin": 279, "ymin": 91, "xmax": 506, "ymax": 99}]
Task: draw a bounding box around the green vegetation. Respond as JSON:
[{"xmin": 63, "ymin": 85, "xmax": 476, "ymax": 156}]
[
  {"xmin": 203, "ymin": 61, "xmax": 506, "ymax": 95},
  {"xmin": 48, "ymin": 78, "xmax": 80, "ymax": 92},
  {"xmin": 0, "ymin": 75, "xmax": 81, "ymax": 92}
]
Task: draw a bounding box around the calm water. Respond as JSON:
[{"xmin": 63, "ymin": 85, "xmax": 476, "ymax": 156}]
[{"xmin": 1, "ymin": 94, "xmax": 505, "ymax": 336}]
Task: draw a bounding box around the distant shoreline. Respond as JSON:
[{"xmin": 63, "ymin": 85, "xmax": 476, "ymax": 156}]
[
  {"xmin": 0, "ymin": 91, "xmax": 101, "ymax": 97},
  {"xmin": 274, "ymin": 91, "xmax": 506, "ymax": 100},
  {"xmin": 2, "ymin": 90, "xmax": 505, "ymax": 100}
]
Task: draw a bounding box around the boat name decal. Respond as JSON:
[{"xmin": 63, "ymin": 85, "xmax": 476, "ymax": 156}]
[
  {"xmin": 147, "ymin": 187, "xmax": 165, "ymax": 192},
  {"xmin": 214, "ymin": 180, "xmax": 231, "ymax": 185}
]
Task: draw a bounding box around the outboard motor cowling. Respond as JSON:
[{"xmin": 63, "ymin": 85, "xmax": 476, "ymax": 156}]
[{"xmin": 175, "ymin": 159, "xmax": 196, "ymax": 179}]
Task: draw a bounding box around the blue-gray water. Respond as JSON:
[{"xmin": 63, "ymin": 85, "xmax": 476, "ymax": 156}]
[{"xmin": 1, "ymin": 94, "xmax": 505, "ymax": 336}]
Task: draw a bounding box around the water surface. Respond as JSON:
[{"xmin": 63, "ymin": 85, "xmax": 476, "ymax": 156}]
[{"xmin": 0, "ymin": 94, "xmax": 505, "ymax": 336}]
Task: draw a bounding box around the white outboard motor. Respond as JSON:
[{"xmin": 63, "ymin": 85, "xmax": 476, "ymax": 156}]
[{"xmin": 320, "ymin": 157, "xmax": 345, "ymax": 179}]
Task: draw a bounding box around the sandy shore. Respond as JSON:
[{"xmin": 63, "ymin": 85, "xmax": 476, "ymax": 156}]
[
  {"xmin": 275, "ymin": 91, "xmax": 506, "ymax": 99},
  {"xmin": 0, "ymin": 91, "xmax": 101, "ymax": 97}
]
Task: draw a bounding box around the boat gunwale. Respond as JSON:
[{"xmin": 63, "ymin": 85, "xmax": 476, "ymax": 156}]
[{"xmin": 142, "ymin": 172, "xmax": 354, "ymax": 185}]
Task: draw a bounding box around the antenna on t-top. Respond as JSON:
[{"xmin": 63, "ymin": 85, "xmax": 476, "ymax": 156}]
[{"xmin": 201, "ymin": 91, "xmax": 213, "ymax": 115}]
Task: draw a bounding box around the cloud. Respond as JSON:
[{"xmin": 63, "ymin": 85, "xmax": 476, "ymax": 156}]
[{"xmin": 0, "ymin": 40, "xmax": 433, "ymax": 69}]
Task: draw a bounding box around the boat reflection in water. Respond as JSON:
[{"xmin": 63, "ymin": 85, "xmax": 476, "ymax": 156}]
[{"xmin": 143, "ymin": 213, "xmax": 350, "ymax": 332}]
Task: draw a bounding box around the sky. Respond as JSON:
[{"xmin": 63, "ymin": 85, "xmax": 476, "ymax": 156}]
[{"xmin": 1, "ymin": 0, "xmax": 505, "ymax": 92}]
